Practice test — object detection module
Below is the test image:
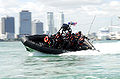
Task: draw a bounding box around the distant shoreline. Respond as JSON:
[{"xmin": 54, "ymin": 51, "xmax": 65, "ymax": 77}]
[{"xmin": 0, "ymin": 39, "xmax": 21, "ymax": 42}]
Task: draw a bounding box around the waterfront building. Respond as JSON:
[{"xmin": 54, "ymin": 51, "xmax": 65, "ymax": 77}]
[
  {"xmin": 32, "ymin": 20, "xmax": 44, "ymax": 35},
  {"xmin": 108, "ymin": 26, "xmax": 120, "ymax": 40},
  {"xmin": 1, "ymin": 16, "xmax": 15, "ymax": 34},
  {"xmin": 97, "ymin": 26, "xmax": 120, "ymax": 40},
  {"xmin": 19, "ymin": 10, "xmax": 31, "ymax": 35},
  {"xmin": 0, "ymin": 21, "xmax": 2, "ymax": 35},
  {"xmin": 97, "ymin": 28, "xmax": 110, "ymax": 40},
  {"xmin": 0, "ymin": 16, "xmax": 15, "ymax": 39}
]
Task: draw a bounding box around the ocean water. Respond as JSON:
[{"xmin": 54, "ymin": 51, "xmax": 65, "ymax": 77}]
[{"xmin": 0, "ymin": 40, "xmax": 120, "ymax": 79}]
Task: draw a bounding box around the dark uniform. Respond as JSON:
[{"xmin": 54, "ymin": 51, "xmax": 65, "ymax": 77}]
[
  {"xmin": 70, "ymin": 33, "xmax": 77, "ymax": 49},
  {"xmin": 62, "ymin": 31, "xmax": 72, "ymax": 49},
  {"xmin": 54, "ymin": 32, "xmax": 62, "ymax": 48}
]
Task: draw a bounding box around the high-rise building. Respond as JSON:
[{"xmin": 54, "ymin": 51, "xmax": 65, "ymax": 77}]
[
  {"xmin": 0, "ymin": 16, "xmax": 15, "ymax": 39},
  {"xmin": 32, "ymin": 20, "xmax": 44, "ymax": 35},
  {"xmin": 60, "ymin": 12, "xmax": 64, "ymax": 27},
  {"xmin": 0, "ymin": 21, "xmax": 1, "ymax": 35},
  {"xmin": 47, "ymin": 12, "xmax": 54, "ymax": 34},
  {"xmin": 1, "ymin": 16, "xmax": 15, "ymax": 34},
  {"xmin": 57, "ymin": 12, "xmax": 64, "ymax": 31},
  {"xmin": 19, "ymin": 10, "xmax": 31, "ymax": 35}
]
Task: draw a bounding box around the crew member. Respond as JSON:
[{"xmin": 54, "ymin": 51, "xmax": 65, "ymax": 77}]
[
  {"xmin": 62, "ymin": 31, "xmax": 72, "ymax": 49},
  {"xmin": 70, "ymin": 33, "xmax": 77, "ymax": 49},
  {"xmin": 54, "ymin": 32, "xmax": 62, "ymax": 48},
  {"xmin": 78, "ymin": 35, "xmax": 85, "ymax": 46},
  {"xmin": 77, "ymin": 31, "xmax": 82, "ymax": 38},
  {"xmin": 66, "ymin": 31, "xmax": 72, "ymax": 40},
  {"xmin": 61, "ymin": 24, "xmax": 72, "ymax": 34}
]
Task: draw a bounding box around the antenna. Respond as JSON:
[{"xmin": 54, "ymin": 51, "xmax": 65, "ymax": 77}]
[{"xmin": 88, "ymin": 15, "xmax": 96, "ymax": 34}]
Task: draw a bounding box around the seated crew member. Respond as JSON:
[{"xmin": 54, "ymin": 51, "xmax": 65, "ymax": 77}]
[
  {"xmin": 62, "ymin": 31, "xmax": 72, "ymax": 49},
  {"xmin": 78, "ymin": 35, "xmax": 91, "ymax": 50},
  {"xmin": 75, "ymin": 32, "xmax": 78, "ymax": 38},
  {"xmin": 78, "ymin": 35, "xmax": 86, "ymax": 47},
  {"xmin": 49, "ymin": 35, "xmax": 55, "ymax": 47},
  {"xmin": 66, "ymin": 31, "xmax": 72, "ymax": 40},
  {"xmin": 77, "ymin": 31, "xmax": 82, "ymax": 38},
  {"xmin": 54, "ymin": 32, "xmax": 62, "ymax": 48},
  {"xmin": 70, "ymin": 33, "xmax": 76, "ymax": 49}
]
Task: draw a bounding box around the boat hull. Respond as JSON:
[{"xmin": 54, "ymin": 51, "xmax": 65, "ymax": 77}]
[{"xmin": 21, "ymin": 35, "xmax": 66, "ymax": 54}]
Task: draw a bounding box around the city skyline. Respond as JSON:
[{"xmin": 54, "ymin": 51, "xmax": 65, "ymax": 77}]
[
  {"xmin": 0, "ymin": 10, "xmax": 65, "ymax": 36},
  {"xmin": 0, "ymin": 0, "xmax": 120, "ymax": 34}
]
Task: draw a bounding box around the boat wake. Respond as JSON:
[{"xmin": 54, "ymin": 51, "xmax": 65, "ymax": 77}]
[
  {"xmin": 28, "ymin": 51, "xmax": 59, "ymax": 57},
  {"xmin": 28, "ymin": 41, "xmax": 120, "ymax": 56},
  {"xmin": 60, "ymin": 50, "xmax": 101, "ymax": 56},
  {"xmin": 60, "ymin": 41, "xmax": 120, "ymax": 56}
]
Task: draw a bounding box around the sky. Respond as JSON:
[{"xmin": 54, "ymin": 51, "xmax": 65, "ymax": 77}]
[{"xmin": 0, "ymin": 0, "xmax": 120, "ymax": 34}]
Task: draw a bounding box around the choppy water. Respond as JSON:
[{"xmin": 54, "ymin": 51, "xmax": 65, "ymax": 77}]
[{"xmin": 0, "ymin": 40, "xmax": 120, "ymax": 79}]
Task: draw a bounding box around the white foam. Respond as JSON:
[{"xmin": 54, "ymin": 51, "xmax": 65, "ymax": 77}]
[
  {"xmin": 60, "ymin": 41, "xmax": 120, "ymax": 56},
  {"xmin": 28, "ymin": 51, "xmax": 58, "ymax": 57},
  {"xmin": 94, "ymin": 41, "xmax": 120, "ymax": 54},
  {"xmin": 28, "ymin": 53, "xmax": 34, "ymax": 56},
  {"xmin": 28, "ymin": 52, "xmax": 50, "ymax": 56},
  {"xmin": 59, "ymin": 50, "xmax": 102, "ymax": 56},
  {"xmin": 28, "ymin": 41, "xmax": 120, "ymax": 56}
]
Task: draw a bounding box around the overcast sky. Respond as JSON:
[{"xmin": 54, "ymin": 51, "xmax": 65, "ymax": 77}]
[{"xmin": 0, "ymin": 0, "xmax": 120, "ymax": 34}]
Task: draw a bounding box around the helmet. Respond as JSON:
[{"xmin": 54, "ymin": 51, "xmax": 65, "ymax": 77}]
[
  {"xmin": 78, "ymin": 31, "xmax": 81, "ymax": 34},
  {"xmin": 83, "ymin": 36, "xmax": 86, "ymax": 38},
  {"xmin": 72, "ymin": 33, "xmax": 75, "ymax": 35},
  {"xmin": 69, "ymin": 30, "xmax": 72, "ymax": 33},
  {"xmin": 57, "ymin": 32, "xmax": 60, "ymax": 35},
  {"xmin": 62, "ymin": 24, "xmax": 69, "ymax": 27},
  {"xmin": 62, "ymin": 24, "xmax": 69, "ymax": 30}
]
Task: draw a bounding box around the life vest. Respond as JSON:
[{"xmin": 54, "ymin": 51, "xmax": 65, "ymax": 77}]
[
  {"xmin": 66, "ymin": 33, "xmax": 69, "ymax": 37},
  {"xmin": 77, "ymin": 34, "xmax": 82, "ymax": 38},
  {"xmin": 55, "ymin": 34, "xmax": 61, "ymax": 38},
  {"xmin": 79, "ymin": 37, "xmax": 84, "ymax": 41},
  {"xmin": 78, "ymin": 37, "xmax": 84, "ymax": 45},
  {"xmin": 79, "ymin": 42, "xmax": 83, "ymax": 45},
  {"xmin": 55, "ymin": 34, "xmax": 62, "ymax": 42},
  {"xmin": 66, "ymin": 33, "xmax": 71, "ymax": 40},
  {"xmin": 44, "ymin": 36, "xmax": 49, "ymax": 42},
  {"xmin": 75, "ymin": 33, "xmax": 78, "ymax": 36},
  {"xmin": 70, "ymin": 35, "xmax": 75, "ymax": 41},
  {"xmin": 48, "ymin": 40, "xmax": 50, "ymax": 44}
]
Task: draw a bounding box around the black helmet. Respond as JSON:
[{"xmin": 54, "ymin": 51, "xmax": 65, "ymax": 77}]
[
  {"xmin": 78, "ymin": 31, "xmax": 81, "ymax": 34},
  {"xmin": 57, "ymin": 32, "xmax": 60, "ymax": 34},
  {"xmin": 69, "ymin": 30, "xmax": 72, "ymax": 33},
  {"xmin": 72, "ymin": 33, "xmax": 75, "ymax": 35},
  {"xmin": 62, "ymin": 24, "xmax": 69, "ymax": 27},
  {"xmin": 62, "ymin": 24, "xmax": 69, "ymax": 30},
  {"xmin": 83, "ymin": 36, "xmax": 86, "ymax": 38}
]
